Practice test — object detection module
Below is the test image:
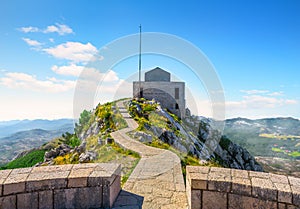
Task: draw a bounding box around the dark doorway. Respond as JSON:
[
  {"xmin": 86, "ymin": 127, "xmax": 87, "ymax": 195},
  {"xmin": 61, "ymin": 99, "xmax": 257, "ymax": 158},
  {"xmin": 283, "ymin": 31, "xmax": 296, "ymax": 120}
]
[{"xmin": 140, "ymin": 88, "xmax": 143, "ymax": 98}]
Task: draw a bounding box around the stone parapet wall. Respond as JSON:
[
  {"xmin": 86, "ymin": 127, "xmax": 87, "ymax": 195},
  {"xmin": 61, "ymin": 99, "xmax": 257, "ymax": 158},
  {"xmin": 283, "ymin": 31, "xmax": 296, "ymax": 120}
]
[
  {"xmin": 186, "ymin": 166, "xmax": 300, "ymax": 209},
  {"xmin": 0, "ymin": 163, "xmax": 121, "ymax": 209}
]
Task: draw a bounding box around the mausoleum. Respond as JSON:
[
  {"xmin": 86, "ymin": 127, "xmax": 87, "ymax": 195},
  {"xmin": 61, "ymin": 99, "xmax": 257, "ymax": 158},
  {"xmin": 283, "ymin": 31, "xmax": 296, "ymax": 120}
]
[{"xmin": 133, "ymin": 67, "xmax": 186, "ymax": 118}]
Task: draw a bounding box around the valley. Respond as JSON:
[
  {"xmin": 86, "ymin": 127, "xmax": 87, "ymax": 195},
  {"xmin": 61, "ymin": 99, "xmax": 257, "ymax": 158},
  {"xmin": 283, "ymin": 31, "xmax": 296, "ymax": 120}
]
[
  {"xmin": 224, "ymin": 117, "xmax": 300, "ymax": 177},
  {"xmin": 0, "ymin": 119, "xmax": 73, "ymax": 165}
]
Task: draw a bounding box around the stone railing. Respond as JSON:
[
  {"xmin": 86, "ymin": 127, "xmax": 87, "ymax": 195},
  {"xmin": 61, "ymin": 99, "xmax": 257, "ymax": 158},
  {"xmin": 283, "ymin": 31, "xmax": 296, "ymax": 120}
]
[
  {"xmin": 0, "ymin": 163, "xmax": 121, "ymax": 209},
  {"xmin": 186, "ymin": 166, "xmax": 300, "ymax": 209}
]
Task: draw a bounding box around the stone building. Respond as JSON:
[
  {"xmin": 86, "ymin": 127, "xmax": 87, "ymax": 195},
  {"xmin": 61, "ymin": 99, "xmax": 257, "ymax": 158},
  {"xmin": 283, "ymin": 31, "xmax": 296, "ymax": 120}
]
[{"xmin": 133, "ymin": 67, "xmax": 185, "ymax": 118}]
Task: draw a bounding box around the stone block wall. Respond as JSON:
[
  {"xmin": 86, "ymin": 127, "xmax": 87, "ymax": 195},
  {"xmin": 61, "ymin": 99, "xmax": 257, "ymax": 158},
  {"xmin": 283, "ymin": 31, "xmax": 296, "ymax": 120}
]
[
  {"xmin": 0, "ymin": 163, "xmax": 121, "ymax": 209},
  {"xmin": 186, "ymin": 166, "xmax": 300, "ymax": 209}
]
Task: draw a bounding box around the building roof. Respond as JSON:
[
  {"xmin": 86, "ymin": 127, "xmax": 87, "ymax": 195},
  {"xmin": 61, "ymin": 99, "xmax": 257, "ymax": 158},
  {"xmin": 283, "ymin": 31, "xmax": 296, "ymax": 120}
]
[{"xmin": 145, "ymin": 67, "xmax": 171, "ymax": 82}]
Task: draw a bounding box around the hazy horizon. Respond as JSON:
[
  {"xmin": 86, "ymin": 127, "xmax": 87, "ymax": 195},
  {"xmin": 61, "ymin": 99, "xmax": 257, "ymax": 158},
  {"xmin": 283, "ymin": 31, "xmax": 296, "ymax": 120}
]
[{"xmin": 1, "ymin": 0, "xmax": 299, "ymax": 120}]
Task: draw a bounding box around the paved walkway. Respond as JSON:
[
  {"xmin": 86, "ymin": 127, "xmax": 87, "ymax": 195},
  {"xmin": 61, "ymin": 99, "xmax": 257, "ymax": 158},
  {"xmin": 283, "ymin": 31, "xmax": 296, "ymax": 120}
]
[{"xmin": 111, "ymin": 100, "xmax": 188, "ymax": 209}]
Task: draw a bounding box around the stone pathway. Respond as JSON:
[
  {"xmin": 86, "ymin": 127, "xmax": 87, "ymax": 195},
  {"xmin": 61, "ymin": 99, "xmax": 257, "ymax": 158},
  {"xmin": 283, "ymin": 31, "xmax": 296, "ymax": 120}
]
[{"xmin": 111, "ymin": 100, "xmax": 188, "ymax": 209}]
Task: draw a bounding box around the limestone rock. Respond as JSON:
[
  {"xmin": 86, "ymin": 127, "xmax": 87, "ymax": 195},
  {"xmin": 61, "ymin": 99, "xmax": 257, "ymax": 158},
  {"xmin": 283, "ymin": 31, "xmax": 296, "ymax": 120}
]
[
  {"xmin": 79, "ymin": 151, "xmax": 97, "ymax": 163},
  {"xmin": 134, "ymin": 131, "xmax": 152, "ymax": 143},
  {"xmin": 44, "ymin": 144, "xmax": 72, "ymax": 162}
]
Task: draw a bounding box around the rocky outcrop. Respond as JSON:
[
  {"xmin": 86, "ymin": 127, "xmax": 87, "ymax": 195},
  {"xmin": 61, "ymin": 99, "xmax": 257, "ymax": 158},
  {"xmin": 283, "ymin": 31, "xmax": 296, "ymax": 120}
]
[
  {"xmin": 130, "ymin": 99, "xmax": 263, "ymax": 172},
  {"xmin": 43, "ymin": 143, "xmax": 91, "ymax": 165},
  {"xmin": 78, "ymin": 121, "xmax": 101, "ymax": 140},
  {"xmin": 133, "ymin": 131, "xmax": 152, "ymax": 143},
  {"xmin": 159, "ymin": 130, "xmax": 188, "ymax": 153},
  {"xmin": 44, "ymin": 144, "xmax": 72, "ymax": 162},
  {"xmin": 152, "ymin": 105, "xmax": 211, "ymax": 159},
  {"xmin": 79, "ymin": 151, "xmax": 97, "ymax": 163},
  {"xmin": 215, "ymin": 136, "xmax": 263, "ymax": 171},
  {"xmin": 197, "ymin": 122, "xmax": 263, "ymax": 171}
]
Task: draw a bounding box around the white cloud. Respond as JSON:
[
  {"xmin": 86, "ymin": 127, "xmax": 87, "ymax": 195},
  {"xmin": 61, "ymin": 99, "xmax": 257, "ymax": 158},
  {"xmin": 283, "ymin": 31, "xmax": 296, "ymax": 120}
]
[
  {"xmin": 285, "ymin": 99, "xmax": 298, "ymax": 105},
  {"xmin": 43, "ymin": 24, "xmax": 73, "ymax": 35},
  {"xmin": 225, "ymin": 89, "xmax": 299, "ymax": 118},
  {"xmin": 241, "ymin": 89, "xmax": 286, "ymax": 97},
  {"xmin": 43, "ymin": 42, "xmax": 99, "ymax": 63},
  {"xmin": 226, "ymin": 95, "xmax": 297, "ymax": 109},
  {"xmin": 51, "ymin": 64, "xmax": 118, "ymax": 82},
  {"xmin": 0, "ymin": 72, "xmax": 75, "ymax": 93},
  {"xmin": 51, "ymin": 64, "xmax": 84, "ymax": 77},
  {"xmin": 19, "ymin": 26, "xmax": 39, "ymax": 33},
  {"xmin": 18, "ymin": 24, "xmax": 73, "ymax": 35},
  {"xmin": 74, "ymin": 70, "xmax": 122, "ymax": 96},
  {"xmin": 268, "ymin": 91, "xmax": 284, "ymax": 96},
  {"xmin": 49, "ymin": 38, "xmax": 55, "ymax": 43},
  {"xmin": 22, "ymin": 38, "xmax": 43, "ymax": 47},
  {"xmin": 240, "ymin": 89, "xmax": 269, "ymax": 95}
]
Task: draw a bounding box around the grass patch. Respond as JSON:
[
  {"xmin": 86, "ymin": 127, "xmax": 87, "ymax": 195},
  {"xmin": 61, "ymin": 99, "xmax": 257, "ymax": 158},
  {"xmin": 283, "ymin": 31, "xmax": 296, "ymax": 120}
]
[
  {"xmin": 95, "ymin": 145, "xmax": 118, "ymax": 162},
  {"xmin": 272, "ymin": 147, "xmax": 285, "ymax": 153},
  {"xmin": 272, "ymin": 147, "xmax": 300, "ymax": 158},
  {"xmin": 148, "ymin": 112, "xmax": 168, "ymax": 129},
  {"xmin": 111, "ymin": 142, "xmax": 140, "ymax": 159},
  {"xmin": 180, "ymin": 155, "xmax": 200, "ymax": 179},
  {"xmin": 288, "ymin": 151, "xmax": 300, "ymax": 157},
  {"xmin": 0, "ymin": 149, "xmax": 46, "ymax": 169},
  {"xmin": 86, "ymin": 135, "xmax": 100, "ymax": 150},
  {"xmin": 95, "ymin": 141, "xmax": 140, "ymax": 162},
  {"xmin": 113, "ymin": 112, "xmax": 128, "ymax": 130},
  {"xmin": 147, "ymin": 139, "xmax": 171, "ymax": 150},
  {"xmin": 121, "ymin": 159, "xmax": 139, "ymax": 186},
  {"xmin": 94, "ymin": 141, "xmax": 140, "ymax": 186},
  {"xmin": 136, "ymin": 117, "xmax": 150, "ymax": 131},
  {"xmin": 260, "ymin": 133, "xmax": 300, "ymax": 140}
]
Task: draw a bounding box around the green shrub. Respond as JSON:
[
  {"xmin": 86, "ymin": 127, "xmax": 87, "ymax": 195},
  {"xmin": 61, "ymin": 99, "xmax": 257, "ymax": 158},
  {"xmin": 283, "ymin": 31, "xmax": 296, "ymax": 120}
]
[
  {"xmin": 142, "ymin": 103, "xmax": 156, "ymax": 112},
  {"xmin": 1, "ymin": 149, "xmax": 46, "ymax": 169},
  {"xmin": 219, "ymin": 136, "xmax": 231, "ymax": 150},
  {"xmin": 62, "ymin": 132, "xmax": 81, "ymax": 148},
  {"xmin": 68, "ymin": 135, "xmax": 81, "ymax": 148}
]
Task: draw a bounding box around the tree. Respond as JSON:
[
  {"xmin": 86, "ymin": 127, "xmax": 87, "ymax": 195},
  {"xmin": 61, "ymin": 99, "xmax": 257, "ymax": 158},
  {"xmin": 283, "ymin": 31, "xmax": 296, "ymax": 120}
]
[{"xmin": 75, "ymin": 110, "xmax": 92, "ymax": 135}]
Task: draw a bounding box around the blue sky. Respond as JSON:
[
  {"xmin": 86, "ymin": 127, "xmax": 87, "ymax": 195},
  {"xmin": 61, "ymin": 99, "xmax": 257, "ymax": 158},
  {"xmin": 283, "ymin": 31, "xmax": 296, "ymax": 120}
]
[{"xmin": 0, "ymin": 0, "xmax": 299, "ymax": 120}]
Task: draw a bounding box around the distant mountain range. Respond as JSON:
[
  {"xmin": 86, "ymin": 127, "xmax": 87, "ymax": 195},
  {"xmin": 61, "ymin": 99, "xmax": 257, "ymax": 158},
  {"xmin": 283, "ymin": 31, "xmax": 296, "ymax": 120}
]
[
  {"xmin": 0, "ymin": 119, "xmax": 74, "ymax": 138},
  {"xmin": 225, "ymin": 117, "xmax": 300, "ymax": 136},
  {"xmin": 0, "ymin": 119, "xmax": 74, "ymax": 165}
]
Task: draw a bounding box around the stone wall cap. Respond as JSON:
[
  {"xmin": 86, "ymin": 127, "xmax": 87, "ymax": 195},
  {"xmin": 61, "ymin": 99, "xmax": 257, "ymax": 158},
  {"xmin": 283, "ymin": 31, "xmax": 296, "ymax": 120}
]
[
  {"xmin": 0, "ymin": 163, "xmax": 121, "ymax": 197},
  {"xmin": 187, "ymin": 166, "xmax": 300, "ymax": 206}
]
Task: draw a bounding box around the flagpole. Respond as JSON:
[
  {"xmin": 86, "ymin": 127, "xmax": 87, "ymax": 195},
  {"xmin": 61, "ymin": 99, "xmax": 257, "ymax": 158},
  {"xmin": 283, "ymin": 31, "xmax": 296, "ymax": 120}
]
[{"xmin": 138, "ymin": 25, "xmax": 142, "ymax": 98}]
